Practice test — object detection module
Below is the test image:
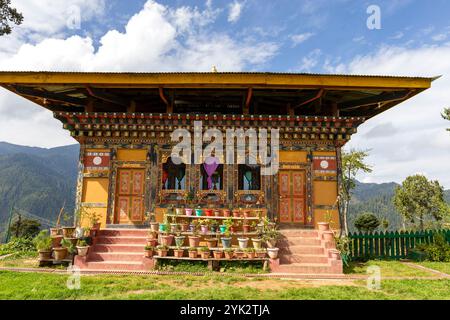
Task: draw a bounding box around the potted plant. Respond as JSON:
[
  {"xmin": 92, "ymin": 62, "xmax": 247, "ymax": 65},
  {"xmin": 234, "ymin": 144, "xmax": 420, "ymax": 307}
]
[
  {"xmin": 206, "ymin": 237, "xmax": 218, "ymax": 249},
  {"xmin": 161, "ymin": 232, "xmax": 174, "ymax": 246},
  {"xmin": 219, "ymin": 224, "xmax": 227, "ymax": 234},
  {"xmin": 188, "ymin": 223, "xmax": 200, "ymax": 247},
  {"xmin": 173, "ymin": 246, "xmax": 184, "ymax": 258},
  {"xmin": 242, "ymin": 217, "xmax": 251, "ymax": 233},
  {"xmin": 210, "ymin": 220, "xmax": 219, "ymax": 233},
  {"xmin": 188, "ymin": 247, "xmax": 198, "ymax": 258},
  {"xmin": 223, "ymin": 205, "xmax": 231, "ymax": 217},
  {"xmin": 89, "ymin": 211, "xmax": 101, "ymax": 230},
  {"xmin": 267, "ymin": 247, "xmax": 279, "ymax": 259},
  {"xmin": 156, "ymin": 245, "xmax": 169, "ymax": 257},
  {"xmin": 234, "ymin": 248, "xmax": 245, "ymax": 259},
  {"xmin": 175, "ymin": 207, "xmax": 184, "ymax": 216},
  {"xmin": 232, "ymin": 208, "xmax": 241, "ymax": 218},
  {"xmin": 223, "ymin": 218, "xmax": 234, "ymax": 234},
  {"xmin": 51, "ymin": 234, "xmax": 63, "ymax": 248},
  {"xmin": 166, "ymin": 205, "xmax": 175, "ymax": 216},
  {"xmin": 213, "ymin": 250, "xmax": 223, "ymax": 259},
  {"xmin": 147, "ymin": 231, "xmax": 158, "ymax": 247},
  {"xmin": 195, "ymin": 206, "xmax": 203, "ymax": 216},
  {"xmin": 170, "ymin": 222, "xmax": 179, "ymax": 233},
  {"xmin": 199, "ymin": 246, "xmax": 210, "ymax": 259},
  {"xmin": 185, "ymin": 189, "xmax": 195, "ymax": 216},
  {"xmin": 224, "ymin": 248, "xmax": 234, "ymax": 259},
  {"xmin": 205, "ymin": 208, "xmax": 213, "ymax": 217},
  {"xmin": 144, "ymin": 246, "xmax": 155, "ymax": 258},
  {"xmin": 54, "ymin": 238, "xmax": 70, "ymax": 261},
  {"xmin": 256, "ymin": 248, "xmax": 267, "ymax": 258},
  {"xmin": 245, "ymin": 247, "xmax": 256, "ymax": 259},
  {"xmin": 179, "ymin": 219, "xmax": 189, "ymax": 232},
  {"xmin": 199, "ymin": 219, "xmax": 210, "ymax": 234},
  {"xmin": 76, "ymin": 239, "xmax": 90, "ymax": 257},
  {"xmin": 50, "ymin": 227, "xmax": 62, "ymax": 237},
  {"xmin": 243, "ymin": 209, "xmax": 252, "ymax": 218},
  {"xmin": 262, "ymin": 229, "xmax": 280, "ymax": 248},
  {"xmin": 251, "ymin": 237, "xmax": 262, "ymax": 249},
  {"xmin": 221, "ymin": 231, "xmax": 232, "ymax": 249},
  {"xmin": 185, "ymin": 208, "xmax": 193, "ymax": 216},
  {"xmin": 149, "ymin": 211, "xmax": 159, "ymax": 232},
  {"xmin": 33, "ymin": 230, "xmax": 53, "ymax": 260},
  {"xmin": 238, "ymin": 237, "xmax": 249, "ymax": 249},
  {"xmin": 62, "ymin": 226, "xmax": 76, "ymax": 238},
  {"xmin": 213, "ymin": 209, "xmax": 221, "ymax": 217},
  {"xmin": 175, "ymin": 233, "xmax": 186, "ymax": 247}
]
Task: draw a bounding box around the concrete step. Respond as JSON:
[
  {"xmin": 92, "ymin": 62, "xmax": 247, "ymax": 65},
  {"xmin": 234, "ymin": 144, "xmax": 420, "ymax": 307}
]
[
  {"xmin": 278, "ymin": 238, "xmax": 322, "ymax": 246},
  {"xmin": 279, "ymin": 230, "xmax": 319, "ymax": 237},
  {"xmin": 88, "ymin": 252, "xmax": 145, "ymax": 262},
  {"xmin": 93, "ymin": 244, "xmax": 145, "ymax": 253},
  {"xmin": 275, "ymin": 263, "xmax": 339, "ymax": 274},
  {"xmin": 84, "ymin": 260, "xmax": 146, "ymax": 271},
  {"xmin": 99, "ymin": 229, "xmax": 149, "ymax": 237},
  {"xmin": 279, "ymin": 254, "xmax": 329, "ymax": 264},
  {"xmin": 96, "ymin": 236, "xmax": 148, "ymax": 245}
]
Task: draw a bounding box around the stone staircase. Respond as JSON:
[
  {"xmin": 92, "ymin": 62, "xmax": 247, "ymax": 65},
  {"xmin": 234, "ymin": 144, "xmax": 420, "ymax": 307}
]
[
  {"xmin": 74, "ymin": 229, "xmax": 152, "ymax": 271},
  {"xmin": 270, "ymin": 225, "xmax": 343, "ymax": 275}
]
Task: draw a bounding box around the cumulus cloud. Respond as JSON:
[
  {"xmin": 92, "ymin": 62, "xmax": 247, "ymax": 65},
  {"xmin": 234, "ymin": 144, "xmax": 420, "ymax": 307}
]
[
  {"xmin": 330, "ymin": 45, "xmax": 450, "ymax": 187},
  {"xmin": 228, "ymin": 1, "xmax": 244, "ymax": 23},
  {"xmin": 290, "ymin": 32, "xmax": 314, "ymax": 47},
  {"xmin": 0, "ymin": 0, "xmax": 278, "ymax": 147}
]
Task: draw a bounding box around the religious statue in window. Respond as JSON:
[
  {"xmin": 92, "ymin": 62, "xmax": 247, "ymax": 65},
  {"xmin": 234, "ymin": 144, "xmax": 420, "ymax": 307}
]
[
  {"xmin": 162, "ymin": 156, "xmax": 186, "ymax": 190},
  {"xmin": 238, "ymin": 164, "xmax": 261, "ymax": 190},
  {"xmin": 200, "ymin": 156, "xmax": 223, "ymax": 190}
]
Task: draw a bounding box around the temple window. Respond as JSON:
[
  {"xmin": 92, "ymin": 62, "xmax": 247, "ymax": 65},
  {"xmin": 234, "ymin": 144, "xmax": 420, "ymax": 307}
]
[
  {"xmin": 200, "ymin": 157, "xmax": 223, "ymax": 190},
  {"xmin": 238, "ymin": 164, "xmax": 261, "ymax": 190},
  {"xmin": 162, "ymin": 157, "xmax": 186, "ymax": 190}
]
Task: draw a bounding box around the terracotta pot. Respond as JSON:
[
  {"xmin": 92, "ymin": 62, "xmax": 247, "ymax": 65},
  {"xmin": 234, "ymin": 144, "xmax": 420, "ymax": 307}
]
[
  {"xmin": 246, "ymin": 252, "xmax": 256, "ymax": 259},
  {"xmin": 51, "ymin": 235, "xmax": 63, "ymax": 248},
  {"xmin": 161, "ymin": 235, "xmax": 174, "ymax": 246},
  {"xmin": 223, "ymin": 209, "xmax": 231, "ymax": 217},
  {"xmin": 256, "ymin": 251, "xmax": 266, "ymax": 258},
  {"xmin": 53, "ymin": 247, "xmax": 68, "ymax": 261},
  {"xmin": 76, "ymin": 246, "xmax": 89, "ymax": 257},
  {"xmin": 267, "ymin": 248, "xmax": 279, "ymax": 259},
  {"xmin": 213, "ymin": 251, "xmax": 223, "ymax": 259},
  {"xmin": 185, "ymin": 208, "xmax": 193, "ymax": 216},
  {"xmin": 235, "ymin": 251, "xmax": 245, "ymax": 259},
  {"xmin": 50, "ymin": 228, "xmax": 61, "ymax": 236},
  {"xmin": 329, "ymin": 249, "xmax": 341, "ymax": 260},
  {"xmin": 145, "ymin": 249, "xmax": 154, "ymax": 258},
  {"xmin": 38, "ymin": 250, "xmax": 52, "ymax": 260},
  {"xmin": 322, "ymin": 231, "xmax": 335, "ymax": 241},
  {"xmin": 146, "ymin": 239, "xmax": 157, "ymax": 247},
  {"xmin": 188, "ymin": 251, "xmax": 197, "ymax": 258},
  {"xmin": 157, "ymin": 249, "xmax": 168, "ymax": 257},
  {"xmin": 175, "ymin": 208, "xmax": 184, "ymax": 215},
  {"xmin": 224, "ymin": 251, "xmax": 234, "ymax": 259},
  {"xmin": 214, "ymin": 210, "xmax": 221, "ymax": 217},
  {"xmin": 62, "ymin": 227, "xmax": 76, "ymax": 238},
  {"xmin": 150, "ymin": 222, "xmax": 159, "ymax": 232},
  {"xmin": 174, "ymin": 249, "xmax": 184, "ymax": 258},
  {"xmin": 242, "ymin": 225, "xmax": 251, "ymax": 233},
  {"xmin": 230, "ymin": 226, "xmax": 236, "ymax": 233},
  {"xmin": 251, "ymin": 238, "xmax": 262, "ymax": 249},
  {"xmin": 188, "ymin": 236, "xmax": 200, "ymax": 247},
  {"xmin": 243, "ymin": 210, "xmax": 252, "ymax": 218},
  {"xmin": 238, "ymin": 238, "xmax": 249, "ymax": 249},
  {"xmin": 318, "ymin": 222, "xmax": 330, "ymax": 231},
  {"xmin": 201, "ymin": 251, "xmax": 210, "ymax": 259},
  {"xmin": 232, "ymin": 210, "xmax": 240, "ymax": 218},
  {"xmin": 206, "ymin": 239, "xmax": 218, "ymax": 249},
  {"xmin": 180, "ymin": 223, "xmax": 189, "ymax": 232},
  {"xmin": 200, "ymin": 225, "xmax": 209, "ymax": 234},
  {"xmin": 170, "ymin": 224, "xmax": 179, "ymax": 233}
]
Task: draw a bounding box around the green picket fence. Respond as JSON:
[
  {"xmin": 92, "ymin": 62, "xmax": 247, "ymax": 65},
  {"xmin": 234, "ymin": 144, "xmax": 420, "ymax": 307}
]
[{"xmin": 348, "ymin": 229, "xmax": 450, "ymax": 260}]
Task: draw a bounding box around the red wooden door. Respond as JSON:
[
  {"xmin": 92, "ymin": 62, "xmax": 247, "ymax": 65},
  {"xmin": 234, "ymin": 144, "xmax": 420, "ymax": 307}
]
[
  {"xmin": 278, "ymin": 170, "xmax": 306, "ymax": 224},
  {"xmin": 115, "ymin": 169, "xmax": 145, "ymax": 224}
]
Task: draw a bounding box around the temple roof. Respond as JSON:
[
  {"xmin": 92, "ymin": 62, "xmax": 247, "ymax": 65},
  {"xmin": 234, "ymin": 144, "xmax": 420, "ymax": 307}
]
[{"xmin": 0, "ymin": 71, "xmax": 435, "ymax": 119}]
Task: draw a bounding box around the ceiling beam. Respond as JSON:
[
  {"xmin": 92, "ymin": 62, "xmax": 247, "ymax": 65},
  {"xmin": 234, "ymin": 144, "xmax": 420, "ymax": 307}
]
[
  {"xmin": 14, "ymin": 85, "xmax": 85, "ymax": 106},
  {"xmin": 339, "ymin": 90, "xmax": 411, "ymax": 110}
]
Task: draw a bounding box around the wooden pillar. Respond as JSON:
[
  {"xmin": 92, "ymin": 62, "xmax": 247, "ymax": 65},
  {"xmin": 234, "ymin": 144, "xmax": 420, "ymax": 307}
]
[
  {"xmin": 332, "ymin": 102, "xmax": 339, "ymax": 117},
  {"xmin": 85, "ymin": 98, "xmax": 94, "ymax": 113}
]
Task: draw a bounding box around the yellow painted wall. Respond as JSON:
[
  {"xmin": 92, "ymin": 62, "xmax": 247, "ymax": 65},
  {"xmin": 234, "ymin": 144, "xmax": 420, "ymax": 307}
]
[
  {"xmin": 279, "ymin": 151, "xmax": 307, "ymax": 163},
  {"xmin": 313, "ymin": 181, "xmax": 338, "ymax": 206},
  {"xmin": 314, "ymin": 209, "xmax": 339, "ymax": 230},
  {"xmin": 117, "ymin": 149, "xmax": 147, "ymax": 161},
  {"xmin": 81, "ymin": 178, "xmax": 109, "ymax": 228},
  {"xmin": 312, "ymin": 151, "xmax": 336, "ymax": 157}
]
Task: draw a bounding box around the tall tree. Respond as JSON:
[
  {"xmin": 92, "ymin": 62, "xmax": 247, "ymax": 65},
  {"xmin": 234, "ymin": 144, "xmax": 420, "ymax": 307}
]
[
  {"xmin": 10, "ymin": 216, "xmax": 41, "ymax": 238},
  {"xmin": 339, "ymin": 149, "xmax": 372, "ymax": 235},
  {"xmin": 443, "ymin": 107, "xmax": 450, "ymax": 131},
  {"xmin": 354, "ymin": 212, "xmax": 380, "ymax": 233},
  {"xmin": 393, "ymin": 174, "xmax": 449, "ymax": 230},
  {"xmin": 0, "ymin": 0, "xmax": 23, "ymax": 36}
]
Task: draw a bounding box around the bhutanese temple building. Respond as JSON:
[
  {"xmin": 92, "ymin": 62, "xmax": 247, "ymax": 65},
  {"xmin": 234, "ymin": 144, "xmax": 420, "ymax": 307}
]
[{"xmin": 0, "ymin": 71, "xmax": 434, "ymax": 273}]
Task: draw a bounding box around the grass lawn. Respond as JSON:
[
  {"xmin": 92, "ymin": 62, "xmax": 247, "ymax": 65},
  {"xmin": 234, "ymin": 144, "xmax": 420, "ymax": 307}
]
[
  {"xmin": 0, "ymin": 271, "xmax": 449, "ymax": 300},
  {"xmin": 415, "ymin": 261, "xmax": 450, "ymax": 275},
  {"xmin": 344, "ymin": 260, "xmax": 440, "ymax": 277}
]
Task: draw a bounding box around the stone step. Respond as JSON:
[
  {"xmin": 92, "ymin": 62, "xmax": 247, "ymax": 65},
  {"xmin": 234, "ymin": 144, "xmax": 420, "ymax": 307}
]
[
  {"xmin": 99, "ymin": 229, "xmax": 149, "ymax": 237},
  {"xmin": 88, "ymin": 252, "xmax": 145, "ymax": 262},
  {"xmin": 279, "ymin": 230, "xmax": 319, "ymax": 237},
  {"xmin": 279, "ymin": 245, "xmax": 325, "ymax": 255},
  {"xmin": 278, "ymin": 238, "xmax": 322, "ymax": 246},
  {"xmin": 96, "ymin": 236, "xmax": 148, "ymax": 245},
  {"xmin": 84, "ymin": 260, "xmax": 146, "ymax": 271},
  {"xmin": 279, "ymin": 254, "xmax": 329, "ymax": 264},
  {"xmin": 93, "ymin": 244, "xmax": 145, "ymax": 253},
  {"xmin": 275, "ymin": 263, "xmax": 339, "ymax": 274}
]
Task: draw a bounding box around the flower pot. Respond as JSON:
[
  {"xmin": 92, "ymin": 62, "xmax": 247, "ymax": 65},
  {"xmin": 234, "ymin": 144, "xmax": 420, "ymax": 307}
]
[
  {"xmin": 230, "ymin": 226, "xmax": 236, "ymax": 233},
  {"xmin": 53, "ymin": 247, "xmax": 68, "ymax": 261},
  {"xmin": 161, "ymin": 235, "xmax": 174, "ymax": 246},
  {"xmin": 214, "ymin": 210, "xmax": 221, "ymax": 217},
  {"xmin": 159, "ymin": 224, "xmax": 167, "ymax": 232},
  {"xmin": 188, "ymin": 224, "xmax": 195, "ymax": 232},
  {"xmin": 238, "ymin": 238, "xmax": 249, "ymax": 249},
  {"xmin": 38, "ymin": 250, "xmax": 52, "ymax": 260},
  {"xmin": 266, "ymin": 239, "xmax": 277, "ymax": 248},
  {"xmin": 150, "ymin": 222, "xmax": 159, "ymax": 232},
  {"xmin": 243, "ymin": 210, "xmax": 252, "ymax": 218},
  {"xmin": 221, "ymin": 237, "xmax": 232, "ymax": 249},
  {"xmin": 76, "ymin": 246, "xmax": 89, "ymax": 257},
  {"xmin": 195, "ymin": 209, "xmax": 203, "ymax": 216},
  {"xmin": 210, "ymin": 225, "xmax": 218, "ymax": 233},
  {"xmin": 145, "ymin": 249, "xmax": 154, "ymax": 258},
  {"xmin": 200, "ymin": 225, "xmax": 209, "ymax": 234},
  {"xmin": 224, "ymin": 251, "xmax": 234, "ymax": 259},
  {"xmin": 180, "ymin": 223, "xmax": 189, "ymax": 232},
  {"xmin": 188, "ymin": 236, "xmax": 200, "ymax": 247},
  {"xmin": 235, "ymin": 251, "xmax": 245, "ymax": 259},
  {"xmin": 213, "ymin": 251, "xmax": 223, "ymax": 259},
  {"xmin": 232, "ymin": 210, "xmax": 240, "ymax": 218},
  {"xmin": 51, "ymin": 235, "xmax": 63, "ymax": 248},
  {"xmin": 246, "ymin": 252, "xmax": 256, "ymax": 259},
  {"xmin": 242, "ymin": 225, "xmax": 251, "ymax": 233},
  {"xmin": 267, "ymin": 248, "xmax": 279, "ymax": 259},
  {"xmin": 201, "ymin": 251, "xmax": 210, "ymax": 259},
  {"xmin": 317, "ymin": 222, "xmax": 330, "ymax": 231},
  {"xmin": 223, "ymin": 209, "xmax": 231, "ymax": 217},
  {"xmin": 185, "ymin": 208, "xmax": 193, "ymax": 216},
  {"xmin": 322, "ymin": 231, "xmax": 335, "ymax": 242},
  {"xmin": 174, "ymin": 249, "xmax": 184, "ymax": 258},
  {"xmin": 146, "ymin": 239, "xmax": 157, "ymax": 247},
  {"xmin": 256, "ymin": 251, "xmax": 266, "ymax": 258},
  {"xmin": 170, "ymin": 224, "xmax": 179, "ymax": 233},
  {"xmin": 206, "ymin": 238, "xmax": 218, "ymax": 249},
  {"xmin": 157, "ymin": 249, "xmax": 168, "ymax": 257},
  {"xmin": 50, "ymin": 228, "xmax": 61, "ymax": 236},
  {"xmin": 205, "ymin": 209, "xmax": 213, "ymax": 217},
  {"xmin": 219, "ymin": 225, "xmax": 227, "ymax": 233},
  {"xmin": 188, "ymin": 250, "xmax": 197, "ymax": 258},
  {"xmin": 62, "ymin": 227, "xmax": 76, "ymax": 238},
  {"xmin": 251, "ymin": 238, "xmax": 262, "ymax": 249},
  {"xmin": 92, "ymin": 223, "xmax": 101, "ymax": 230},
  {"xmin": 175, "ymin": 208, "xmax": 184, "ymax": 215},
  {"xmin": 175, "ymin": 236, "xmax": 186, "ymax": 247},
  {"xmin": 329, "ymin": 249, "xmax": 340, "ymax": 260}
]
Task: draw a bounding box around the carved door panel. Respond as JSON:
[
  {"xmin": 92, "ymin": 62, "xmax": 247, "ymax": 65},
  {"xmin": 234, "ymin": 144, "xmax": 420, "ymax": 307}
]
[
  {"xmin": 278, "ymin": 170, "xmax": 306, "ymax": 224},
  {"xmin": 115, "ymin": 169, "xmax": 145, "ymax": 224}
]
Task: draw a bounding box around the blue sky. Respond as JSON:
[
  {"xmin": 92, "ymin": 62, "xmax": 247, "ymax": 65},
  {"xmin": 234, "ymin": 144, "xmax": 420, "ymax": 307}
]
[{"xmin": 0, "ymin": 0, "xmax": 449, "ymax": 187}]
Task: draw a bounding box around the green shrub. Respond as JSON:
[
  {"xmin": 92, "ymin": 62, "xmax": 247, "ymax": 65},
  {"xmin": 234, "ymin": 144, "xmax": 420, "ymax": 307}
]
[
  {"xmin": 0, "ymin": 237, "xmax": 35, "ymax": 255},
  {"xmin": 354, "ymin": 212, "xmax": 380, "ymax": 233},
  {"xmin": 32, "ymin": 230, "xmax": 52, "ymax": 251},
  {"xmin": 416, "ymin": 233, "xmax": 450, "ymax": 262}
]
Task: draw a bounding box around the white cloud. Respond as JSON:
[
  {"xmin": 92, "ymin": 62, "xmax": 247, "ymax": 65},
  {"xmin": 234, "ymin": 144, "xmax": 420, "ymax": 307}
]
[
  {"xmin": 228, "ymin": 1, "xmax": 244, "ymax": 23},
  {"xmin": 329, "ymin": 45, "xmax": 450, "ymax": 188},
  {"xmin": 0, "ymin": 0, "xmax": 278, "ymax": 147},
  {"xmin": 389, "ymin": 31, "xmax": 404, "ymax": 40},
  {"xmin": 297, "ymin": 49, "xmax": 322, "ymax": 72},
  {"xmin": 290, "ymin": 32, "xmax": 314, "ymax": 47},
  {"xmin": 432, "ymin": 33, "xmax": 447, "ymax": 42}
]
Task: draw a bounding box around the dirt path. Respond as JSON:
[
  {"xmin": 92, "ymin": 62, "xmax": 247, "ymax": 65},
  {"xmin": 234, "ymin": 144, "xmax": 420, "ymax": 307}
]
[{"xmin": 401, "ymin": 262, "xmax": 450, "ymax": 278}]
